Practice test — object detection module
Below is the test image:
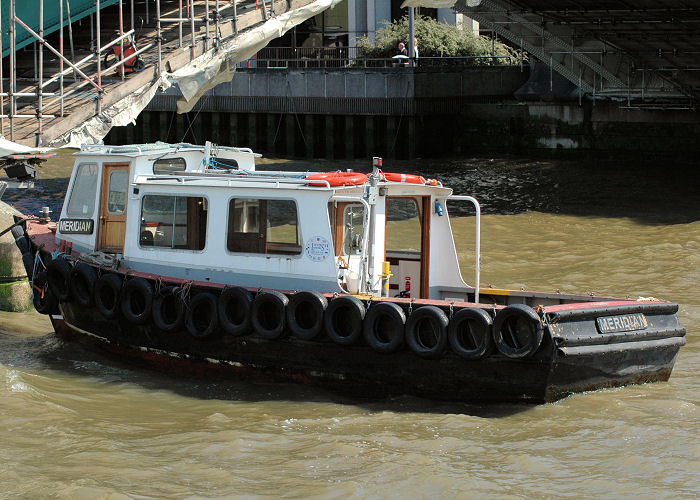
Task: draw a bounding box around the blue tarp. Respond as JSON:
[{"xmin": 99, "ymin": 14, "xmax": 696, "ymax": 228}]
[{"xmin": 1, "ymin": 0, "xmax": 119, "ymax": 58}]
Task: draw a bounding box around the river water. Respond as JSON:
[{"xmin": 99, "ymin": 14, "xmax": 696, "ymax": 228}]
[{"xmin": 0, "ymin": 152, "xmax": 698, "ymax": 498}]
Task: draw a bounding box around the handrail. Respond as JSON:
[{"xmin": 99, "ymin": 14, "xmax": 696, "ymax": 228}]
[
  {"xmin": 331, "ymin": 195, "xmax": 371, "ymax": 295},
  {"xmin": 447, "ymin": 195, "xmax": 481, "ymax": 303}
]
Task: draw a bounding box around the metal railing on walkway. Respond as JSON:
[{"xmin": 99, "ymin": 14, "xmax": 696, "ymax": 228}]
[{"xmin": 246, "ymin": 46, "xmax": 519, "ymax": 69}]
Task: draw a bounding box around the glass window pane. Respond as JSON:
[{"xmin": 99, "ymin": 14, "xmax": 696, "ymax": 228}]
[
  {"xmin": 66, "ymin": 163, "xmax": 98, "ymax": 217},
  {"xmin": 140, "ymin": 195, "xmax": 206, "ymax": 250},
  {"xmin": 342, "ymin": 204, "xmax": 365, "ymax": 255},
  {"xmin": 267, "ymin": 200, "xmax": 298, "ymax": 245},
  {"xmin": 107, "ymin": 170, "xmax": 128, "ymax": 214},
  {"xmin": 227, "ymin": 198, "xmax": 300, "ymax": 255},
  {"xmin": 386, "ymin": 198, "xmax": 421, "ymax": 253},
  {"xmin": 153, "ymin": 157, "xmax": 186, "ymax": 175}
]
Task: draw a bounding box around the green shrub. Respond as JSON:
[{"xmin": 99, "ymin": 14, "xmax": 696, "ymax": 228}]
[{"xmin": 356, "ymin": 16, "xmax": 522, "ymax": 65}]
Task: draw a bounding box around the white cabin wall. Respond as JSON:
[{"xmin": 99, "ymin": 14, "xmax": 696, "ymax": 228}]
[
  {"xmin": 124, "ymin": 185, "xmax": 341, "ymax": 291},
  {"xmin": 369, "ymin": 195, "xmax": 387, "ymax": 295},
  {"xmin": 428, "ymin": 198, "xmax": 469, "ymax": 296}
]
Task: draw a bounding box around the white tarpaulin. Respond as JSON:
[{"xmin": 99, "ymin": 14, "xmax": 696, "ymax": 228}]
[
  {"xmin": 54, "ymin": 0, "xmax": 341, "ymax": 147},
  {"xmin": 0, "ymin": 137, "xmax": 53, "ymax": 156},
  {"xmin": 168, "ymin": 0, "xmax": 342, "ymax": 113}
]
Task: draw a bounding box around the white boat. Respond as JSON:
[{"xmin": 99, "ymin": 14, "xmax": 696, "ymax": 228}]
[{"xmin": 15, "ymin": 141, "xmax": 686, "ymax": 403}]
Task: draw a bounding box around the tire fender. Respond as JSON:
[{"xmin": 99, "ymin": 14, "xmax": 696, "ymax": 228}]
[
  {"xmin": 32, "ymin": 271, "xmax": 58, "ymax": 315},
  {"xmin": 251, "ymin": 290, "xmax": 289, "ymax": 339},
  {"xmin": 448, "ymin": 307, "xmax": 494, "ymax": 360},
  {"xmin": 405, "ymin": 305, "xmax": 449, "ymax": 358},
  {"xmin": 70, "ymin": 262, "xmax": 97, "ymax": 307},
  {"xmin": 94, "ymin": 273, "xmax": 123, "ymax": 320},
  {"xmin": 493, "ymin": 304, "xmax": 544, "ymax": 358},
  {"xmin": 324, "ymin": 295, "xmax": 365, "ymax": 345},
  {"xmin": 363, "ymin": 302, "xmax": 406, "ymax": 354},
  {"xmin": 46, "ymin": 256, "xmax": 72, "ymax": 302},
  {"xmin": 153, "ymin": 286, "xmax": 186, "ymax": 332},
  {"xmin": 120, "ymin": 277, "xmax": 154, "ymax": 325},
  {"xmin": 218, "ymin": 286, "xmax": 253, "ymax": 336},
  {"xmin": 286, "ymin": 290, "xmax": 328, "ymax": 340},
  {"xmin": 185, "ymin": 292, "xmax": 218, "ymax": 339}
]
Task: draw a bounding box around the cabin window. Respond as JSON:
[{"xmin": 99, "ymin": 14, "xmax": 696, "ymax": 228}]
[
  {"xmin": 153, "ymin": 157, "xmax": 186, "ymax": 175},
  {"xmin": 386, "ymin": 197, "xmax": 421, "ymax": 253},
  {"xmin": 139, "ymin": 195, "xmax": 207, "ymax": 250},
  {"xmin": 66, "ymin": 162, "xmax": 99, "ymax": 217},
  {"xmin": 107, "ymin": 170, "xmax": 128, "ymax": 215},
  {"xmin": 342, "ymin": 204, "xmax": 365, "ymax": 255},
  {"xmin": 227, "ymin": 198, "xmax": 300, "ymax": 255}
]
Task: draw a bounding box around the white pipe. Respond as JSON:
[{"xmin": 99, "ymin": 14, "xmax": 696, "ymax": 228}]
[
  {"xmin": 331, "ymin": 195, "xmax": 371, "ymax": 294},
  {"xmin": 447, "ymin": 195, "xmax": 481, "ymax": 303}
]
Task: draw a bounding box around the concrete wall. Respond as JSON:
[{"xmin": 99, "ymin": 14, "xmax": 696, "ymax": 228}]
[{"xmin": 125, "ymin": 66, "xmax": 700, "ymax": 159}]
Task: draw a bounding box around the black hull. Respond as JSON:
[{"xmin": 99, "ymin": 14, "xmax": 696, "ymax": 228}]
[{"xmin": 53, "ymin": 300, "xmax": 684, "ymax": 404}]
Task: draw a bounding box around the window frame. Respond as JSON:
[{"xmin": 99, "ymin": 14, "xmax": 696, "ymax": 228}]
[
  {"xmin": 138, "ymin": 193, "xmax": 209, "ymax": 252},
  {"xmin": 225, "ymin": 196, "xmax": 302, "ymax": 257},
  {"xmin": 66, "ymin": 162, "xmax": 100, "ymax": 218},
  {"xmin": 153, "ymin": 157, "xmax": 187, "ymax": 175}
]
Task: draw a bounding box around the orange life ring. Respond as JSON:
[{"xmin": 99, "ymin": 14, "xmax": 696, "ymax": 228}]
[
  {"xmin": 306, "ymin": 171, "xmax": 368, "ymax": 187},
  {"xmin": 381, "ymin": 172, "xmax": 427, "ymax": 184}
]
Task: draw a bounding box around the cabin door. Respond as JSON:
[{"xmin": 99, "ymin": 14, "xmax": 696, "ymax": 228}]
[
  {"xmin": 385, "ymin": 196, "xmax": 430, "ymax": 299},
  {"xmin": 97, "ymin": 162, "xmax": 129, "ymax": 252}
]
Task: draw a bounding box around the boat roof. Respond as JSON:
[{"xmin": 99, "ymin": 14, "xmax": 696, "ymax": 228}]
[{"xmin": 74, "ymin": 142, "xmax": 261, "ymax": 158}]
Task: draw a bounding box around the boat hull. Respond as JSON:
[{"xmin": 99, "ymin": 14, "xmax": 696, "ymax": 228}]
[{"xmin": 51, "ymin": 297, "xmax": 685, "ymax": 404}]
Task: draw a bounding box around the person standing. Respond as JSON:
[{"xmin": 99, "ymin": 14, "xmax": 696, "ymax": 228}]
[
  {"xmin": 398, "ymin": 42, "xmax": 408, "ymax": 57},
  {"xmin": 413, "ymin": 37, "xmax": 419, "ymax": 64}
]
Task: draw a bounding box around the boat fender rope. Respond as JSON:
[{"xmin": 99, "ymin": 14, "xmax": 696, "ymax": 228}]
[
  {"xmin": 408, "ymin": 299, "xmax": 414, "ymax": 316},
  {"xmin": 449, "ymin": 302, "xmax": 455, "ymax": 319}
]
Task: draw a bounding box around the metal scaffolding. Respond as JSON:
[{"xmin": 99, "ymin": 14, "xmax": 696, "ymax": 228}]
[{"xmin": 0, "ymin": 0, "xmax": 281, "ymax": 146}]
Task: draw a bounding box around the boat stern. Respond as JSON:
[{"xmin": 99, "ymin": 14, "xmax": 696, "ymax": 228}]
[{"xmin": 542, "ymin": 301, "xmax": 686, "ymax": 401}]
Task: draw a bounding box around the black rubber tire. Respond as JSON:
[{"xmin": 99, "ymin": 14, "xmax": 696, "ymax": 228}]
[
  {"xmin": 286, "ymin": 290, "xmax": 328, "ymax": 340},
  {"xmin": 251, "ymin": 290, "xmax": 289, "ymax": 339},
  {"xmin": 152, "ymin": 286, "xmax": 186, "ymax": 332},
  {"xmin": 94, "ymin": 273, "xmax": 123, "ymax": 320},
  {"xmin": 120, "ymin": 277, "xmax": 154, "ymax": 325},
  {"xmin": 493, "ymin": 304, "xmax": 544, "ymax": 358},
  {"xmin": 218, "ymin": 286, "xmax": 253, "ymax": 336},
  {"xmin": 185, "ymin": 292, "xmax": 218, "ymax": 339},
  {"xmin": 324, "ymin": 295, "xmax": 365, "ymax": 345},
  {"xmin": 46, "ymin": 256, "xmax": 72, "ymax": 302},
  {"xmin": 448, "ymin": 307, "xmax": 494, "ymax": 360},
  {"xmin": 32, "ymin": 271, "xmax": 58, "ymax": 315},
  {"xmin": 22, "ymin": 252, "xmax": 35, "ymax": 279},
  {"xmin": 404, "ymin": 305, "xmax": 449, "ymax": 358},
  {"xmin": 14, "ymin": 234, "xmax": 29, "ymax": 255},
  {"xmin": 10, "ymin": 225, "xmax": 25, "ymax": 240},
  {"xmin": 70, "ymin": 262, "xmax": 97, "ymax": 307},
  {"xmin": 363, "ymin": 302, "xmax": 406, "ymax": 354}
]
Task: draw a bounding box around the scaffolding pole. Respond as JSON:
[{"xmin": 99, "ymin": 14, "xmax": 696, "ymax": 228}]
[
  {"xmin": 157, "ymin": 0, "xmax": 163, "ymax": 75},
  {"xmin": 38, "ymin": 0, "xmax": 44, "ymax": 145},
  {"xmin": 0, "ymin": 7, "xmax": 4, "ymax": 136},
  {"xmin": 190, "ymin": 0, "xmax": 196, "ymax": 60},
  {"xmin": 60, "ymin": 0, "xmax": 65, "ymax": 116},
  {"xmin": 96, "ymin": 0, "xmax": 102, "ymax": 115},
  {"xmin": 120, "ymin": 0, "xmax": 125, "ymax": 82},
  {"xmin": 9, "ymin": 0, "xmax": 16, "ymax": 141},
  {"xmin": 204, "ymin": 0, "xmax": 210, "ymax": 51}
]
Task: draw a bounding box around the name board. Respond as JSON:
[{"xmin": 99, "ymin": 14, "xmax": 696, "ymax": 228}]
[{"xmin": 59, "ymin": 218, "xmax": 94, "ymax": 235}]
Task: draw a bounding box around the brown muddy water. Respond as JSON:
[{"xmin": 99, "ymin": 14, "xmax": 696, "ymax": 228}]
[{"xmin": 0, "ymin": 151, "xmax": 698, "ymax": 498}]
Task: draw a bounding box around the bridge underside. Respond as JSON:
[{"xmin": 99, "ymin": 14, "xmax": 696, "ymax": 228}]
[{"xmin": 456, "ymin": 0, "xmax": 700, "ymax": 109}]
